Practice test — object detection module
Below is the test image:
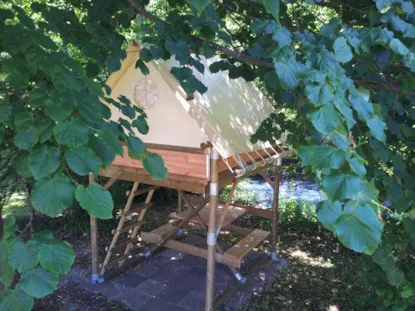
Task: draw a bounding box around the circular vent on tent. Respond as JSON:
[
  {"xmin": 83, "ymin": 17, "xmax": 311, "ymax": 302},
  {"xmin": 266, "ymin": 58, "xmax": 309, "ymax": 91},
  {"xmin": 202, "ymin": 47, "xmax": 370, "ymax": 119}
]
[{"xmin": 134, "ymin": 78, "xmax": 159, "ymax": 110}]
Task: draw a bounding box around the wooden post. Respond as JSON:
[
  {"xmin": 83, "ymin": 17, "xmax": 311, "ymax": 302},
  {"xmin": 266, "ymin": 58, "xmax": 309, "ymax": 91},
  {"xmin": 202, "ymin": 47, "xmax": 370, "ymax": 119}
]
[
  {"xmin": 271, "ymin": 158, "xmax": 281, "ymax": 261},
  {"xmin": 178, "ymin": 191, "xmax": 183, "ymax": 213},
  {"xmin": 89, "ymin": 173, "xmax": 99, "ymax": 283},
  {"xmin": 205, "ymin": 148, "xmax": 219, "ymax": 311}
]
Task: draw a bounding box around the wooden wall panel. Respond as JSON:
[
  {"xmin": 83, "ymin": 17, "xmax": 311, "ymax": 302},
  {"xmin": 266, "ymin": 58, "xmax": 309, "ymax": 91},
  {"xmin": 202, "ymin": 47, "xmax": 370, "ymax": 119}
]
[{"xmin": 112, "ymin": 146, "xmax": 207, "ymax": 179}]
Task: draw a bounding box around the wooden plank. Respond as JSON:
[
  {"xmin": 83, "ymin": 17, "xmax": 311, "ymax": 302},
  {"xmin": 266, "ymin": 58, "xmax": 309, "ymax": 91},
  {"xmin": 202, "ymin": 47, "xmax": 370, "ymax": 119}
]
[
  {"xmin": 140, "ymin": 236, "xmax": 241, "ymax": 268},
  {"xmin": 173, "ymin": 204, "xmax": 247, "ymax": 228},
  {"xmin": 99, "ymin": 166, "xmax": 208, "ymax": 193},
  {"xmin": 222, "ymin": 224, "xmax": 254, "ymax": 236},
  {"xmin": 218, "ymin": 201, "xmax": 273, "ymax": 220},
  {"xmin": 218, "ymin": 147, "xmax": 280, "ymax": 172},
  {"xmin": 112, "ymin": 220, "xmax": 144, "ymax": 235},
  {"xmin": 127, "ymin": 186, "xmax": 158, "ymax": 197},
  {"xmin": 219, "ymin": 161, "xmax": 274, "ymax": 190},
  {"xmin": 105, "ymin": 238, "xmax": 136, "ymax": 252},
  {"xmin": 141, "ymin": 221, "xmax": 178, "ymax": 244},
  {"xmin": 224, "ymin": 229, "xmax": 269, "ymax": 261},
  {"xmin": 122, "ymin": 203, "xmax": 152, "ymax": 216}
]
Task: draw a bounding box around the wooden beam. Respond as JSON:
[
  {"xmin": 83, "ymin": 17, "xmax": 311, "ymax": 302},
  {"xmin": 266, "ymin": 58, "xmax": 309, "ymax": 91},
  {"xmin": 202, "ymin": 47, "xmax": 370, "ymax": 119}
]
[
  {"xmin": 100, "ymin": 166, "xmax": 208, "ymax": 194},
  {"xmin": 140, "ymin": 235, "xmax": 242, "ymax": 268},
  {"xmin": 102, "ymin": 170, "xmax": 123, "ymax": 190},
  {"xmin": 218, "ymin": 200, "xmax": 273, "ymax": 219}
]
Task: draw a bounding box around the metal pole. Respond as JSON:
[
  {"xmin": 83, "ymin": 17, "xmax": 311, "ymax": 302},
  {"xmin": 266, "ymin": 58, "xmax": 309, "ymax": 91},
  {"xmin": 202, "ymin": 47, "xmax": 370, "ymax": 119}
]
[
  {"xmin": 270, "ymin": 158, "xmax": 281, "ymax": 261},
  {"xmin": 89, "ymin": 173, "xmax": 100, "ymax": 283},
  {"xmin": 205, "ymin": 148, "xmax": 219, "ymax": 311}
]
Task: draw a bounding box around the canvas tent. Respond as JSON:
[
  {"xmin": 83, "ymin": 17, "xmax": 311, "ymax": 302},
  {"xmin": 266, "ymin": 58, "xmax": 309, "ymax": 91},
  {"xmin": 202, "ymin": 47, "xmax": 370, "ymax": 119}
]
[
  {"xmin": 91, "ymin": 41, "xmax": 288, "ymax": 311},
  {"xmin": 104, "ymin": 41, "xmax": 284, "ymax": 158}
]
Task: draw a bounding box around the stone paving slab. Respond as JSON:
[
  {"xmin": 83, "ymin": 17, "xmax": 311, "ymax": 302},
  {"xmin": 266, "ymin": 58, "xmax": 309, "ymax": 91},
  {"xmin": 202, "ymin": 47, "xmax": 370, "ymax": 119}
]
[{"xmin": 80, "ymin": 235, "xmax": 286, "ymax": 311}]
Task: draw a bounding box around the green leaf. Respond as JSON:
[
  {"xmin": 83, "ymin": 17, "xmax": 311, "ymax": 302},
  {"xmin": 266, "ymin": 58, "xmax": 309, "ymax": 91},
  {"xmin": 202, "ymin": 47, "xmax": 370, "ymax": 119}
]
[
  {"xmin": 27, "ymin": 145, "xmax": 61, "ymax": 180},
  {"xmin": 0, "ymin": 262, "xmax": 14, "ymax": 287},
  {"xmin": 333, "ymin": 37, "xmax": 353, "ymax": 63},
  {"xmin": 334, "ymin": 201, "xmax": 383, "ymax": 254},
  {"xmin": 75, "ymin": 183, "xmax": 114, "ymax": 219},
  {"xmin": 14, "ymin": 112, "xmax": 34, "ymax": 129},
  {"xmin": 31, "ymin": 174, "xmax": 75, "ymax": 217},
  {"xmin": 298, "ymin": 145, "xmax": 346, "ymax": 169},
  {"xmin": 348, "ymin": 158, "xmax": 367, "ymax": 176},
  {"xmin": 53, "ymin": 119, "xmax": 89, "ymax": 149},
  {"xmin": 389, "ymin": 38, "xmax": 409, "ymax": 56},
  {"xmin": 322, "ymin": 172, "xmax": 361, "ymax": 201},
  {"xmin": 16, "ymin": 154, "xmax": 33, "ymax": 178},
  {"xmin": 305, "ymin": 84, "xmax": 334, "ymax": 107},
  {"xmin": 142, "ymin": 152, "xmax": 168, "ymax": 180},
  {"xmin": 275, "ymin": 60, "xmax": 298, "ymax": 89},
  {"xmin": 317, "ymin": 200, "xmax": 342, "ymax": 232},
  {"xmin": 8, "ymin": 241, "xmax": 38, "ymax": 273},
  {"xmin": 38, "ymin": 241, "xmax": 75, "ymax": 274},
  {"xmin": 127, "ymin": 136, "xmax": 145, "ymax": 160},
  {"xmin": 14, "ymin": 126, "xmax": 38, "ymax": 150},
  {"xmin": 0, "ymin": 105, "xmax": 12, "ymax": 123},
  {"xmin": 188, "ymin": 0, "xmax": 211, "ymax": 14},
  {"xmin": 367, "ymin": 115, "xmax": 386, "ymax": 142},
  {"xmin": 308, "ymin": 105, "xmax": 340, "ymax": 134},
  {"xmin": 0, "ymin": 286, "xmax": 34, "ymax": 311},
  {"xmin": 0, "ymin": 240, "xmax": 7, "ymax": 262},
  {"xmin": 20, "ymin": 267, "xmax": 59, "ymax": 298},
  {"xmin": 375, "ymin": 0, "xmax": 392, "ymax": 13},
  {"xmin": 97, "ymin": 130, "xmax": 123, "ymax": 156},
  {"xmin": 65, "ymin": 147, "xmax": 102, "ymax": 176},
  {"xmin": 105, "ymin": 55, "xmax": 121, "ymax": 72},
  {"xmin": 36, "ymin": 120, "xmax": 54, "ymax": 143},
  {"xmin": 136, "ymin": 59, "xmax": 150, "ymax": 75},
  {"xmin": 401, "ymin": 286, "xmax": 413, "ymax": 298},
  {"xmin": 260, "ymin": 0, "xmax": 280, "ymax": 23},
  {"xmin": 349, "ymin": 91, "xmax": 374, "ymax": 121},
  {"xmin": 132, "ymin": 117, "xmax": 149, "ymax": 135}
]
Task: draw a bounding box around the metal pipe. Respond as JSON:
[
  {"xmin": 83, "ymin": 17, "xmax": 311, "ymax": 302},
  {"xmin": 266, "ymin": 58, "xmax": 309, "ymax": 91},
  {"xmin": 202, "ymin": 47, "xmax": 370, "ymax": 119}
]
[{"xmin": 206, "ymin": 148, "xmax": 219, "ymax": 311}]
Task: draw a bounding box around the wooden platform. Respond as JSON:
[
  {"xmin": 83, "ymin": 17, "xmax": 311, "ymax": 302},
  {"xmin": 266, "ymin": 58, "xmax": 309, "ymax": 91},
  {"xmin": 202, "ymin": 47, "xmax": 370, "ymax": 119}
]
[
  {"xmin": 141, "ymin": 227, "xmax": 269, "ymax": 268},
  {"xmin": 172, "ymin": 204, "xmax": 247, "ymax": 228}
]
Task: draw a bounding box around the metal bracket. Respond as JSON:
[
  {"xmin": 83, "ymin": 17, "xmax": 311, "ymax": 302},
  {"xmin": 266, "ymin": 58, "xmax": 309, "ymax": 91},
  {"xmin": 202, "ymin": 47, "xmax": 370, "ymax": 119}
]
[
  {"xmin": 209, "ymin": 182, "xmax": 219, "ymax": 196},
  {"xmin": 207, "ymin": 232, "xmax": 216, "ymax": 246}
]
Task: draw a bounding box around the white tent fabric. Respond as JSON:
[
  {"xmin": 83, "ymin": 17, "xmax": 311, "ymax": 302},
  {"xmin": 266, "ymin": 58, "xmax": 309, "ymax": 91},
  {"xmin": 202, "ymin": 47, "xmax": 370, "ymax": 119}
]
[{"xmin": 104, "ymin": 42, "xmax": 282, "ymax": 158}]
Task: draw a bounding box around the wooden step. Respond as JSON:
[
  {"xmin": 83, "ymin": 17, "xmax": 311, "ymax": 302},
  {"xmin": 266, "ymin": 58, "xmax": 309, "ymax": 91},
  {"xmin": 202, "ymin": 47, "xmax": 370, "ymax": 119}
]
[
  {"xmin": 105, "ymin": 237, "xmax": 136, "ymax": 252},
  {"xmin": 187, "ymin": 194, "xmax": 208, "ymax": 206},
  {"xmin": 173, "ymin": 203, "xmax": 247, "ymax": 228},
  {"xmin": 126, "ymin": 186, "xmax": 158, "ymax": 197},
  {"xmin": 224, "ymin": 229, "xmax": 269, "ymax": 261},
  {"xmin": 112, "ymin": 220, "xmax": 144, "ymax": 235},
  {"xmin": 141, "ymin": 221, "xmax": 178, "ymax": 244},
  {"xmin": 122, "ymin": 203, "xmax": 152, "ymax": 216}
]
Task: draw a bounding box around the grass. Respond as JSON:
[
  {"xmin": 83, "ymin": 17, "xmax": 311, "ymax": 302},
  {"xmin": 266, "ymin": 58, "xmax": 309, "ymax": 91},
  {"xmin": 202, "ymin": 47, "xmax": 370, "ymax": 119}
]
[
  {"xmin": 3, "ymin": 178, "xmax": 372, "ymax": 311},
  {"xmin": 2, "ymin": 192, "xmax": 28, "ymax": 218}
]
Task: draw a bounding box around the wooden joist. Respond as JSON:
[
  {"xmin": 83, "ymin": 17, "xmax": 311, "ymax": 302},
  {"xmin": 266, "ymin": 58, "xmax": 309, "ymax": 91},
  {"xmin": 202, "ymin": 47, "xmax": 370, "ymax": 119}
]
[
  {"xmin": 173, "ymin": 204, "xmax": 247, "ymax": 228},
  {"xmin": 122, "ymin": 203, "xmax": 152, "ymax": 216},
  {"xmin": 105, "ymin": 238, "xmax": 136, "ymax": 252},
  {"xmin": 126, "ymin": 186, "xmax": 159, "ymax": 197},
  {"xmin": 112, "ymin": 220, "xmax": 144, "ymax": 235},
  {"xmin": 224, "ymin": 229, "xmax": 269, "ymax": 261},
  {"xmin": 141, "ymin": 221, "xmax": 178, "ymax": 244},
  {"xmin": 141, "ymin": 235, "xmax": 242, "ymax": 268}
]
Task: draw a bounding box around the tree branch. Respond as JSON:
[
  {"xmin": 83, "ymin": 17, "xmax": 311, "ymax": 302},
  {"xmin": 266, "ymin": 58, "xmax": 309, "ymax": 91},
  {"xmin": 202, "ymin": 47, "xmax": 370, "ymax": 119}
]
[{"xmin": 129, "ymin": 0, "xmax": 415, "ymax": 98}]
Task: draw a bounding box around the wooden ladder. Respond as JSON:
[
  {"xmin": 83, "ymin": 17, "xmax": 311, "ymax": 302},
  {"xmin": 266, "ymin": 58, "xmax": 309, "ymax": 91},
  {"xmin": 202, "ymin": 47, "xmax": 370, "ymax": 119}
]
[{"xmin": 100, "ymin": 183, "xmax": 157, "ymax": 276}]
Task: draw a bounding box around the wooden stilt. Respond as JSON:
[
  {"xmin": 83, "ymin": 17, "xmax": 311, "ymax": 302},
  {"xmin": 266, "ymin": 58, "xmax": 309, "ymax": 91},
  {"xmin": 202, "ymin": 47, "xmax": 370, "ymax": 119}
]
[
  {"xmin": 216, "ymin": 179, "xmax": 238, "ymax": 232},
  {"xmin": 103, "ymin": 170, "xmax": 123, "ymax": 190},
  {"xmin": 206, "ymin": 148, "xmax": 219, "ymax": 311},
  {"xmin": 178, "ymin": 191, "xmax": 183, "ymax": 213},
  {"xmin": 271, "ymin": 159, "xmax": 281, "ymax": 260},
  {"xmin": 89, "ymin": 173, "xmax": 99, "ymax": 283}
]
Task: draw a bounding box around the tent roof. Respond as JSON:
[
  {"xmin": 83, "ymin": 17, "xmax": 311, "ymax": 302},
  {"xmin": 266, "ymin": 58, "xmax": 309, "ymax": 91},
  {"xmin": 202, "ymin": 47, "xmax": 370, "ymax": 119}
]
[{"xmin": 104, "ymin": 41, "xmax": 282, "ymax": 158}]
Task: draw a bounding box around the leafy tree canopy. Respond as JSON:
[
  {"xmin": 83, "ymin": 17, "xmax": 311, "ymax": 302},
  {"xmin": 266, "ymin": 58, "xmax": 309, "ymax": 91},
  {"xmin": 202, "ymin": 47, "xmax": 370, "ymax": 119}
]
[{"xmin": 1, "ymin": 0, "xmax": 415, "ymax": 309}]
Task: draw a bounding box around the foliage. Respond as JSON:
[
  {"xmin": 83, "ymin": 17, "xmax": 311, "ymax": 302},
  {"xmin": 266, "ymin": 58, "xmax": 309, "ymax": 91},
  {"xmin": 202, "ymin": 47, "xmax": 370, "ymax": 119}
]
[
  {"xmin": 0, "ymin": 220, "xmax": 74, "ymax": 309},
  {"xmin": 1, "ymin": 0, "xmax": 415, "ymax": 309}
]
